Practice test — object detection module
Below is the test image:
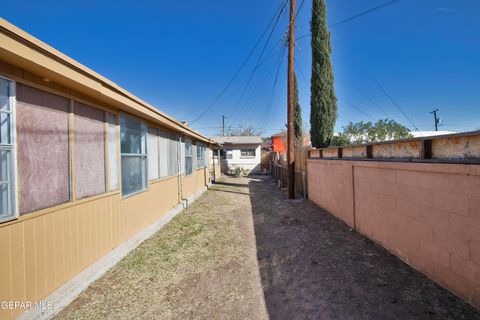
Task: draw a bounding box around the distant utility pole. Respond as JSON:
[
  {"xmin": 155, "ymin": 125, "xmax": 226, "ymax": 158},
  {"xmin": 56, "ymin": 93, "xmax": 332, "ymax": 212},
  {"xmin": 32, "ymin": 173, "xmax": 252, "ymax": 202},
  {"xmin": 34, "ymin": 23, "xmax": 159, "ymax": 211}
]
[
  {"xmin": 287, "ymin": 0, "xmax": 296, "ymax": 199},
  {"xmin": 222, "ymin": 115, "xmax": 227, "ymax": 136},
  {"xmin": 430, "ymin": 109, "xmax": 440, "ymax": 131}
]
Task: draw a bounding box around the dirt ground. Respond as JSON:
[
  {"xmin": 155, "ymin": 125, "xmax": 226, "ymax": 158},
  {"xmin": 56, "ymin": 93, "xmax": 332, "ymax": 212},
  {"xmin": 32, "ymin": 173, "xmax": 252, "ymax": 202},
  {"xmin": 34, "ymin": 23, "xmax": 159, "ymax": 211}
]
[
  {"xmin": 56, "ymin": 177, "xmax": 268, "ymax": 320},
  {"xmin": 56, "ymin": 176, "xmax": 479, "ymax": 320}
]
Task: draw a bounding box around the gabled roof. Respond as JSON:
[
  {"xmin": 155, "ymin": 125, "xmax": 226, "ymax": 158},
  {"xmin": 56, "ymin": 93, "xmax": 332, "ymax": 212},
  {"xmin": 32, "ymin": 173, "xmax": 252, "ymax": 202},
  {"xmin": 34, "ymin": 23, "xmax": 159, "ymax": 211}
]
[{"xmin": 210, "ymin": 136, "xmax": 263, "ymax": 145}]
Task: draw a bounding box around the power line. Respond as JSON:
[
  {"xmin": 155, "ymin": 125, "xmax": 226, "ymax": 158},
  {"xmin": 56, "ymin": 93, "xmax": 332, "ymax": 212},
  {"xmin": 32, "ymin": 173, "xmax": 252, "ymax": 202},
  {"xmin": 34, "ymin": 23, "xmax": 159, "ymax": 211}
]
[
  {"xmin": 227, "ymin": 1, "xmax": 288, "ymax": 126},
  {"xmin": 295, "ymin": 0, "xmax": 401, "ymax": 41},
  {"xmin": 295, "ymin": 0, "xmax": 306, "ymax": 19},
  {"xmin": 341, "ymin": 98, "xmax": 376, "ymax": 121},
  {"xmin": 236, "ymin": 45, "xmax": 286, "ymax": 128},
  {"xmin": 301, "ymin": 3, "xmax": 420, "ymax": 131},
  {"xmin": 330, "ymin": 32, "xmax": 419, "ymax": 131},
  {"xmin": 260, "ymin": 46, "xmax": 287, "ymax": 130},
  {"xmin": 189, "ymin": 0, "xmax": 287, "ymax": 124},
  {"xmin": 228, "ymin": 44, "xmax": 284, "ymax": 121},
  {"xmin": 296, "ymin": 59, "xmax": 377, "ymax": 123},
  {"xmin": 330, "ymin": 0, "xmax": 400, "ymax": 28}
]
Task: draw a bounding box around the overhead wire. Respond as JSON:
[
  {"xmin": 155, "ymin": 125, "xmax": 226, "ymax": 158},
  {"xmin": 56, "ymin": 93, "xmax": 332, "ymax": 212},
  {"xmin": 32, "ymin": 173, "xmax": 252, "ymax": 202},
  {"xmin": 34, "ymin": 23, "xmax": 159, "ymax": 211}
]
[
  {"xmin": 295, "ymin": 0, "xmax": 401, "ymax": 41},
  {"xmin": 226, "ymin": 0, "xmax": 288, "ymax": 127},
  {"xmin": 259, "ymin": 45, "xmax": 287, "ymax": 130},
  {"xmin": 189, "ymin": 0, "xmax": 288, "ymax": 125},
  {"xmin": 300, "ymin": 1, "xmax": 420, "ymax": 132},
  {"xmin": 296, "ymin": 59, "xmax": 377, "ymax": 123}
]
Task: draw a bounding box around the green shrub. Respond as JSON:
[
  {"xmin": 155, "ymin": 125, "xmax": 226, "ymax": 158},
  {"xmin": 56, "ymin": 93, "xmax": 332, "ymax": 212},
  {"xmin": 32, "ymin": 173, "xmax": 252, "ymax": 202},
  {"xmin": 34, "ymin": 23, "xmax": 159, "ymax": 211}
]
[{"xmin": 234, "ymin": 167, "xmax": 241, "ymax": 177}]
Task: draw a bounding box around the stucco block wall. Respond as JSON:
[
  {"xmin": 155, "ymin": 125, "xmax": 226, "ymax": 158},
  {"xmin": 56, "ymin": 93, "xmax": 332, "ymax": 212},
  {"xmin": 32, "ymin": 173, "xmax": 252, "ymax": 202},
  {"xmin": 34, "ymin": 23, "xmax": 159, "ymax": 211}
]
[
  {"xmin": 307, "ymin": 159, "xmax": 480, "ymax": 309},
  {"xmin": 307, "ymin": 161, "xmax": 355, "ymax": 228}
]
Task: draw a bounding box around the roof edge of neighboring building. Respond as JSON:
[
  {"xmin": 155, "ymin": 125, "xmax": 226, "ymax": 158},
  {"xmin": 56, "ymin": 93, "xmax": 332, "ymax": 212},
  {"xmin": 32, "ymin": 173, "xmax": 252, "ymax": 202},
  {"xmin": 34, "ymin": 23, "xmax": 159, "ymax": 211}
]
[
  {"xmin": 210, "ymin": 136, "xmax": 263, "ymax": 145},
  {"xmin": 0, "ymin": 18, "xmax": 220, "ymax": 146}
]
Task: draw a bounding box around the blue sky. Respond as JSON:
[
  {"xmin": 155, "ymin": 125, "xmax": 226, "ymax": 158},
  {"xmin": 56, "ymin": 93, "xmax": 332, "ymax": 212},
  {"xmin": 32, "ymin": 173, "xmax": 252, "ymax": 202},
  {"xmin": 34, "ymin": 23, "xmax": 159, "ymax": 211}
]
[{"xmin": 3, "ymin": 0, "xmax": 480, "ymax": 136}]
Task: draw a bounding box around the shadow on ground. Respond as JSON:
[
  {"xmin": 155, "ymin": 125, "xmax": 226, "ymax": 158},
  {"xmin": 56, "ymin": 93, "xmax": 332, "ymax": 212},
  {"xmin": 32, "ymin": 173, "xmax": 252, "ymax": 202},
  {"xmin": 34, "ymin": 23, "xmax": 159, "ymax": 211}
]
[{"xmin": 248, "ymin": 175, "xmax": 480, "ymax": 320}]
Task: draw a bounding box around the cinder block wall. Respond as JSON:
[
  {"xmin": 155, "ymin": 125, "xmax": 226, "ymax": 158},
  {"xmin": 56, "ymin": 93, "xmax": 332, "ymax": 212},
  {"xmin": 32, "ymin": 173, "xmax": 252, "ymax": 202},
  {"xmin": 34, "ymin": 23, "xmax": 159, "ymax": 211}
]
[{"xmin": 307, "ymin": 159, "xmax": 480, "ymax": 309}]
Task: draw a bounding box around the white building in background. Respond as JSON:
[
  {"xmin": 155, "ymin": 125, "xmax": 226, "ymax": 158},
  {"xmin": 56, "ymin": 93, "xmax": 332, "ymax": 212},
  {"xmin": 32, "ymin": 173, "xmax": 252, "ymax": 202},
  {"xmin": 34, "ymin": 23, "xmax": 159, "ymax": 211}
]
[
  {"xmin": 211, "ymin": 136, "xmax": 262, "ymax": 175},
  {"xmin": 410, "ymin": 131, "xmax": 456, "ymax": 138}
]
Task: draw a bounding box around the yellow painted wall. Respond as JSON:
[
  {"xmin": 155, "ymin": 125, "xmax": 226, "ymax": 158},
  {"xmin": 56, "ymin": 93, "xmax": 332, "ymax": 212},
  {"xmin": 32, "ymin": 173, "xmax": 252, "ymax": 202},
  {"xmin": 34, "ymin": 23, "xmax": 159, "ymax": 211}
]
[
  {"xmin": 183, "ymin": 168, "xmax": 208, "ymax": 199},
  {"xmin": 0, "ymin": 176, "xmax": 182, "ymax": 319},
  {"xmin": 0, "ymin": 64, "xmax": 211, "ymax": 320}
]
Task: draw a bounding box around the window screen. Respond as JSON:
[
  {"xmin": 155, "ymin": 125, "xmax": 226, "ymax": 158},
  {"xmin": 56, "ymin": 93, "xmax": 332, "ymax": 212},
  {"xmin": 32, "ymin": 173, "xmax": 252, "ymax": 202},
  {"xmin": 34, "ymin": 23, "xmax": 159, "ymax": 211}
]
[
  {"xmin": 0, "ymin": 78, "xmax": 15, "ymax": 222},
  {"xmin": 159, "ymin": 130, "xmax": 168, "ymax": 178},
  {"xmin": 107, "ymin": 113, "xmax": 119, "ymax": 191},
  {"xmin": 120, "ymin": 114, "xmax": 147, "ymax": 196},
  {"xmin": 196, "ymin": 143, "xmax": 205, "ymax": 168},
  {"xmin": 241, "ymin": 149, "xmax": 256, "ymax": 157},
  {"xmin": 192, "ymin": 142, "xmax": 197, "ymax": 171},
  {"xmin": 185, "ymin": 138, "xmax": 192, "ymax": 175},
  {"xmin": 147, "ymin": 127, "xmax": 159, "ymax": 180},
  {"xmin": 74, "ymin": 102, "xmax": 106, "ymax": 199},
  {"xmin": 179, "ymin": 136, "xmax": 185, "ymax": 175},
  {"xmin": 168, "ymin": 133, "xmax": 178, "ymax": 176},
  {"xmin": 17, "ymin": 84, "xmax": 70, "ymax": 213}
]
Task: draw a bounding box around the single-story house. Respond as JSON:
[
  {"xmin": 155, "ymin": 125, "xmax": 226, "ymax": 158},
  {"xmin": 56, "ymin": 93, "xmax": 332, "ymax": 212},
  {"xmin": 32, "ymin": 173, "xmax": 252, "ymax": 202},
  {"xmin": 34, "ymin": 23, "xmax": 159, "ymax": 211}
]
[
  {"xmin": 211, "ymin": 136, "xmax": 262, "ymax": 175},
  {"xmin": 0, "ymin": 19, "xmax": 220, "ymax": 319}
]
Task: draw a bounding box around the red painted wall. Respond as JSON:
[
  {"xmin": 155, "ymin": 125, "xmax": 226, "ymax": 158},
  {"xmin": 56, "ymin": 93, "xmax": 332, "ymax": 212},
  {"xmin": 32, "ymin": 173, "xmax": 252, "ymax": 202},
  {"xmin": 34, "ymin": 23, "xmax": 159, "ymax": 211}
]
[
  {"xmin": 272, "ymin": 135, "xmax": 286, "ymax": 154},
  {"xmin": 307, "ymin": 159, "xmax": 480, "ymax": 309}
]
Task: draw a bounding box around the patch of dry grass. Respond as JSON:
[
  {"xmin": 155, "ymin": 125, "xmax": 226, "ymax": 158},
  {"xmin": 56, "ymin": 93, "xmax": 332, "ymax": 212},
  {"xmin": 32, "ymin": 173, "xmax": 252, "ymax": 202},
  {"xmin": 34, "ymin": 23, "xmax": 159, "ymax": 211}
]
[{"xmin": 56, "ymin": 179, "xmax": 262, "ymax": 320}]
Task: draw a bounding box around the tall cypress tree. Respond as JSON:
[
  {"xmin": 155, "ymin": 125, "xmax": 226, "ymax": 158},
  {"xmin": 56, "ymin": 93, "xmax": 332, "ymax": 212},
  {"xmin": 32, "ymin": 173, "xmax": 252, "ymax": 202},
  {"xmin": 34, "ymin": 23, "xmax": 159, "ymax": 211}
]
[
  {"xmin": 294, "ymin": 73, "xmax": 303, "ymax": 145},
  {"xmin": 310, "ymin": 0, "xmax": 337, "ymax": 147}
]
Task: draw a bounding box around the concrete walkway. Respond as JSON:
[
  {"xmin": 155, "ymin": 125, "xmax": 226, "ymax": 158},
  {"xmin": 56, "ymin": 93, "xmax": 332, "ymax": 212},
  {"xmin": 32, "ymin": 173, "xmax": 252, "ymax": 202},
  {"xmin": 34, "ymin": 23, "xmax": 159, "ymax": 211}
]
[{"xmin": 57, "ymin": 176, "xmax": 479, "ymax": 319}]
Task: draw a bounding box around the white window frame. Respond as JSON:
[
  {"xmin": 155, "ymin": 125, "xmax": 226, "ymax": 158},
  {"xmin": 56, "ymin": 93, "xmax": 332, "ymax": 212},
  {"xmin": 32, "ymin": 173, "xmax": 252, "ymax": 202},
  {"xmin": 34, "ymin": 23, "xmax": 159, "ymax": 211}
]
[
  {"xmin": 147, "ymin": 126, "xmax": 160, "ymax": 181},
  {"xmin": 0, "ymin": 76, "xmax": 18, "ymax": 223},
  {"xmin": 185, "ymin": 138, "xmax": 193, "ymax": 176},
  {"xmin": 196, "ymin": 143, "xmax": 205, "ymax": 169},
  {"xmin": 240, "ymin": 148, "xmax": 256, "ymax": 158},
  {"xmin": 120, "ymin": 113, "xmax": 148, "ymax": 197}
]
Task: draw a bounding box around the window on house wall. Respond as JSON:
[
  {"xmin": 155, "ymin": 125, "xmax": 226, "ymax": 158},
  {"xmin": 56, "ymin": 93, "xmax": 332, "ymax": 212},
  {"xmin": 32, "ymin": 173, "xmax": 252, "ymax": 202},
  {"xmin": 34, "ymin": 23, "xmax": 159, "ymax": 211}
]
[
  {"xmin": 241, "ymin": 149, "xmax": 256, "ymax": 157},
  {"xmin": 120, "ymin": 114, "xmax": 147, "ymax": 196},
  {"xmin": 226, "ymin": 149, "xmax": 233, "ymax": 159},
  {"xmin": 159, "ymin": 130, "xmax": 169, "ymax": 178},
  {"xmin": 168, "ymin": 133, "xmax": 178, "ymax": 176},
  {"xmin": 192, "ymin": 142, "xmax": 197, "ymax": 170},
  {"xmin": 196, "ymin": 143, "xmax": 205, "ymax": 168},
  {"xmin": 147, "ymin": 127, "xmax": 160, "ymax": 180},
  {"xmin": 0, "ymin": 78, "xmax": 16, "ymax": 222},
  {"xmin": 107, "ymin": 113, "xmax": 119, "ymax": 191},
  {"xmin": 74, "ymin": 102, "xmax": 106, "ymax": 199},
  {"xmin": 17, "ymin": 83, "xmax": 70, "ymax": 214},
  {"xmin": 179, "ymin": 135, "xmax": 185, "ymax": 175},
  {"xmin": 185, "ymin": 138, "xmax": 192, "ymax": 175}
]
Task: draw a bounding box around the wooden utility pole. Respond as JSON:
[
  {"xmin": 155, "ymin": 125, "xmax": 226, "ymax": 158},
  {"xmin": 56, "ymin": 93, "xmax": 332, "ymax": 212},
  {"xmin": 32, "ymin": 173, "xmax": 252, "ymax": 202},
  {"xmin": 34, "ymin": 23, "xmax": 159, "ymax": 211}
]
[{"xmin": 287, "ymin": 0, "xmax": 296, "ymax": 199}]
